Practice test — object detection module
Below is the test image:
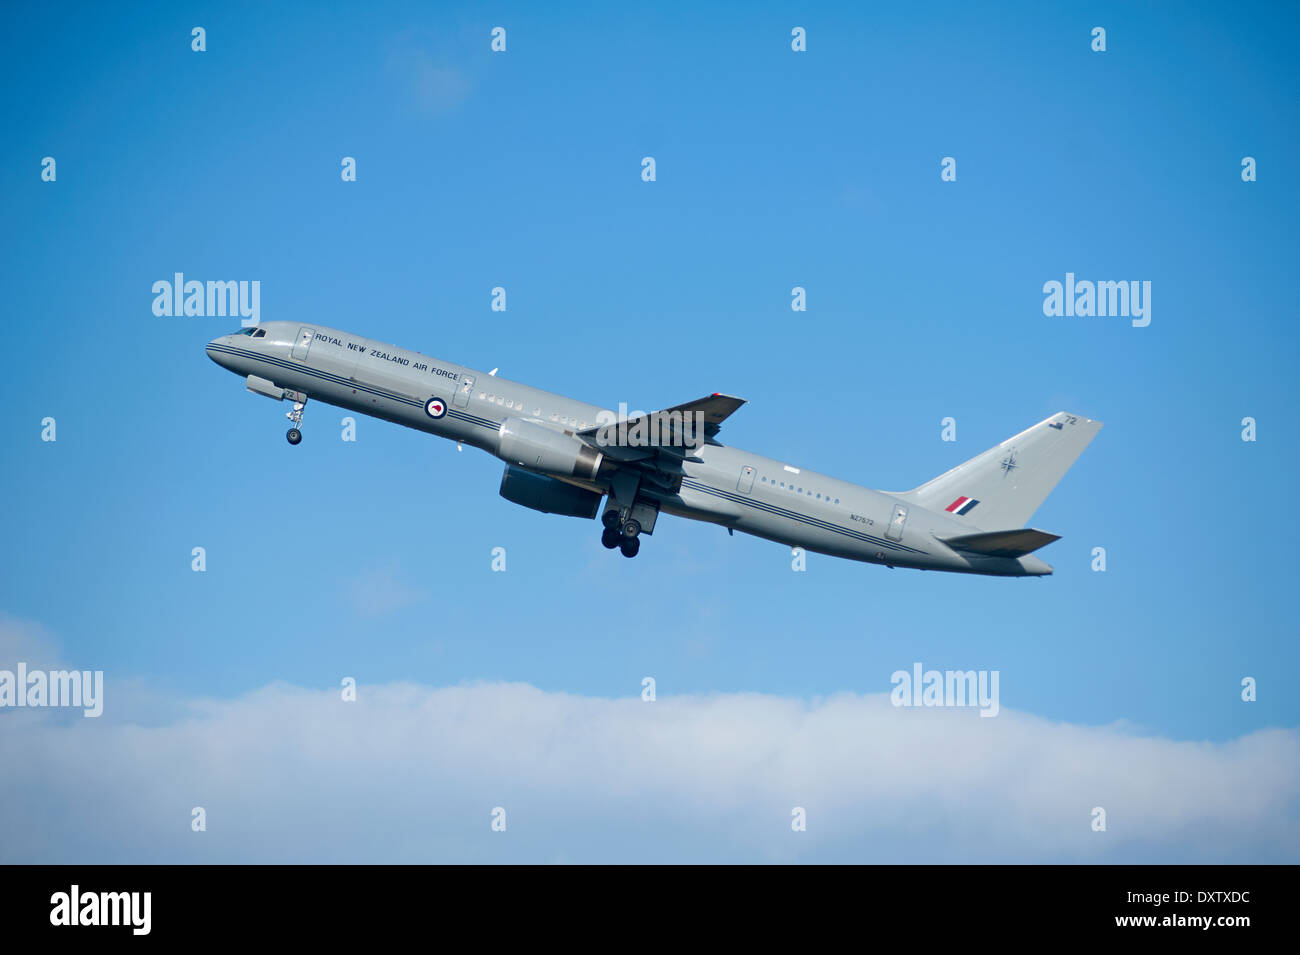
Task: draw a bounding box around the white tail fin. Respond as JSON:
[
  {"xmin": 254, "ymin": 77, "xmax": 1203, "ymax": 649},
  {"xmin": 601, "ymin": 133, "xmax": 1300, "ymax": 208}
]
[{"xmin": 901, "ymin": 412, "xmax": 1102, "ymax": 529}]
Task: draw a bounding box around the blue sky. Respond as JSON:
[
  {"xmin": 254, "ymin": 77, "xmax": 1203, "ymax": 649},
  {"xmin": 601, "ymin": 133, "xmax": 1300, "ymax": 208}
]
[{"xmin": 1, "ymin": 1, "xmax": 1297, "ymax": 862}]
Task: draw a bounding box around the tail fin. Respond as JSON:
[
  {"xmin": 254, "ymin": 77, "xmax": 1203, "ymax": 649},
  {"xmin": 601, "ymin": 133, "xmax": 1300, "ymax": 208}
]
[{"xmin": 900, "ymin": 412, "xmax": 1102, "ymax": 529}]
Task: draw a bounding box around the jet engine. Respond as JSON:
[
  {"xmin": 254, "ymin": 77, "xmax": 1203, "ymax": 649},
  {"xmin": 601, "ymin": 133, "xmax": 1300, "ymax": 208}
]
[
  {"xmin": 499, "ymin": 465, "xmax": 602, "ymax": 519},
  {"xmin": 497, "ymin": 417, "xmax": 603, "ymax": 480}
]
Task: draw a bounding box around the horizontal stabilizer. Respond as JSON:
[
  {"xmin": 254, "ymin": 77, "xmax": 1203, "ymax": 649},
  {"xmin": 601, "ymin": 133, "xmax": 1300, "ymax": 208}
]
[{"xmin": 942, "ymin": 528, "xmax": 1061, "ymax": 558}]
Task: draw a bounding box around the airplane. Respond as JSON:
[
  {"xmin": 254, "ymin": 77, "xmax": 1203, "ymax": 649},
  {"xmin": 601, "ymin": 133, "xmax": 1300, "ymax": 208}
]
[{"xmin": 206, "ymin": 322, "xmax": 1102, "ymax": 576}]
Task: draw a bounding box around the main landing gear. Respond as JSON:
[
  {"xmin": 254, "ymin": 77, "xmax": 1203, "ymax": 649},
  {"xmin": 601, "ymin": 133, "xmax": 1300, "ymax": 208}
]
[
  {"xmin": 285, "ymin": 397, "xmax": 307, "ymax": 445},
  {"xmin": 601, "ymin": 508, "xmax": 642, "ymax": 558}
]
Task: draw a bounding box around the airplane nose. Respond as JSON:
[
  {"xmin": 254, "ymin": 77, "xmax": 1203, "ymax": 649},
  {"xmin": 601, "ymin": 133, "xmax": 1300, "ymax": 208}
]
[{"xmin": 205, "ymin": 335, "xmax": 233, "ymax": 369}]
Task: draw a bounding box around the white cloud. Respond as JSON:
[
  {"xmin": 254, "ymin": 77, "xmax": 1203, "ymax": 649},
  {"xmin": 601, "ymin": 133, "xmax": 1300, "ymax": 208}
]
[
  {"xmin": 0, "ymin": 614, "xmax": 63, "ymax": 669},
  {"xmin": 343, "ymin": 561, "xmax": 428, "ymax": 615},
  {"xmin": 1, "ymin": 668, "xmax": 1296, "ymax": 863}
]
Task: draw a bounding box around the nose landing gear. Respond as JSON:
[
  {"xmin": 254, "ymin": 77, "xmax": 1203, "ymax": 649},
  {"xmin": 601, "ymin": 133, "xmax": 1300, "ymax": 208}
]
[{"xmin": 285, "ymin": 397, "xmax": 308, "ymax": 445}]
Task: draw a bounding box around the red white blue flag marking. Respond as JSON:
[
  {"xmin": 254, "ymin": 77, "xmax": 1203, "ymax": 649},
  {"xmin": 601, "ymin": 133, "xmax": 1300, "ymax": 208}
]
[{"xmin": 945, "ymin": 496, "xmax": 979, "ymax": 516}]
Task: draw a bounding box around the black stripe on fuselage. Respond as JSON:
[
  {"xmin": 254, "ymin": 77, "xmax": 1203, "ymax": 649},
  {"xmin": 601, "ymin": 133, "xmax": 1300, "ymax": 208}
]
[
  {"xmin": 212, "ymin": 344, "xmax": 925, "ymax": 556},
  {"xmin": 207, "ymin": 344, "xmax": 501, "ymax": 432},
  {"xmin": 680, "ymin": 478, "xmax": 926, "ymax": 555}
]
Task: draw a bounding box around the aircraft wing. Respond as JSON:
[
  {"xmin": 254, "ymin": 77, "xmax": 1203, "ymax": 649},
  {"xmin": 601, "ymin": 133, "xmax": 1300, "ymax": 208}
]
[{"xmin": 575, "ymin": 393, "xmax": 746, "ymax": 462}]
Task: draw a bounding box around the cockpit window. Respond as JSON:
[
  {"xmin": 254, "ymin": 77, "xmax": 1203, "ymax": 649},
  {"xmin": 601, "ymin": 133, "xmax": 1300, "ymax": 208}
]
[
  {"xmin": 237, "ymin": 327, "xmax": 256, "ymax": 335},
  {"xmin": 237, "ymin": 327, "xmax": 266, "ymax": 338},
  {"xmin": 251, "ymin": 328, "xmax": 266, "ymax": 338}
]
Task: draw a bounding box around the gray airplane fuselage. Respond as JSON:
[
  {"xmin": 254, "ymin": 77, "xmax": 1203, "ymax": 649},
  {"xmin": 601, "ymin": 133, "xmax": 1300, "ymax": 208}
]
[{"xmin": 206, "ymin": 321, "xmax": 1058, "ymax": 576}]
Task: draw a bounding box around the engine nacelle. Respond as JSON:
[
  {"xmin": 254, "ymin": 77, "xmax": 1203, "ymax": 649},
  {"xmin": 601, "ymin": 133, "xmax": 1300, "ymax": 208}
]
[
  {"xmin": 497, "ymin": 417, "xmax": 603, "ymax": 479},
  {"xmin": 499, "ymin": 465, "xmax": 602, "ymax": 519}
]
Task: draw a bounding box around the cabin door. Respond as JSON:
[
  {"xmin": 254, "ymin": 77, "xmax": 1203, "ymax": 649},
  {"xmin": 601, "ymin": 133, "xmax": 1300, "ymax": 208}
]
[
  {"xmin": 291, "ymin": 326, "xmax": 315, "ymax": 361},
  {"xmin": 885, "ymin": 504, "xmax": 908, "ymax": 541}
]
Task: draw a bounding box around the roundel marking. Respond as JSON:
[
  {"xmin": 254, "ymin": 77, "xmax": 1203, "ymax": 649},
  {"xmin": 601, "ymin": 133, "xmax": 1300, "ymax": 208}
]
[{"xmin": 425, "ymin": 396, "xmax": 448, "ymax": 419}]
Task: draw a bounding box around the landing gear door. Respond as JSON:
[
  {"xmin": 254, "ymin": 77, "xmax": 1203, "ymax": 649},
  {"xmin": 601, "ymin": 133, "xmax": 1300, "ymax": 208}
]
[
  {"xmin": 291, "ymin": 326, "xmax": 315, "ymax": 361},
  {"xmin": 737, "ymin": 465, "xmax": 756, "ymax": 494},
  {"xmin": 454, "ymin": 374, "xmax": 475, "ymax": 409},
  {"xmin": 886, "ymin": 503, "xmax": 908, "ymax": 541}
]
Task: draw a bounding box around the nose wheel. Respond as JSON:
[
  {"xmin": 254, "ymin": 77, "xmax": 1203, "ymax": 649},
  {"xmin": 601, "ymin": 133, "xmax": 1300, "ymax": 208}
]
[{"xmin": 285, "ymin": 398, "xmax": 307, "ymax": 445}]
